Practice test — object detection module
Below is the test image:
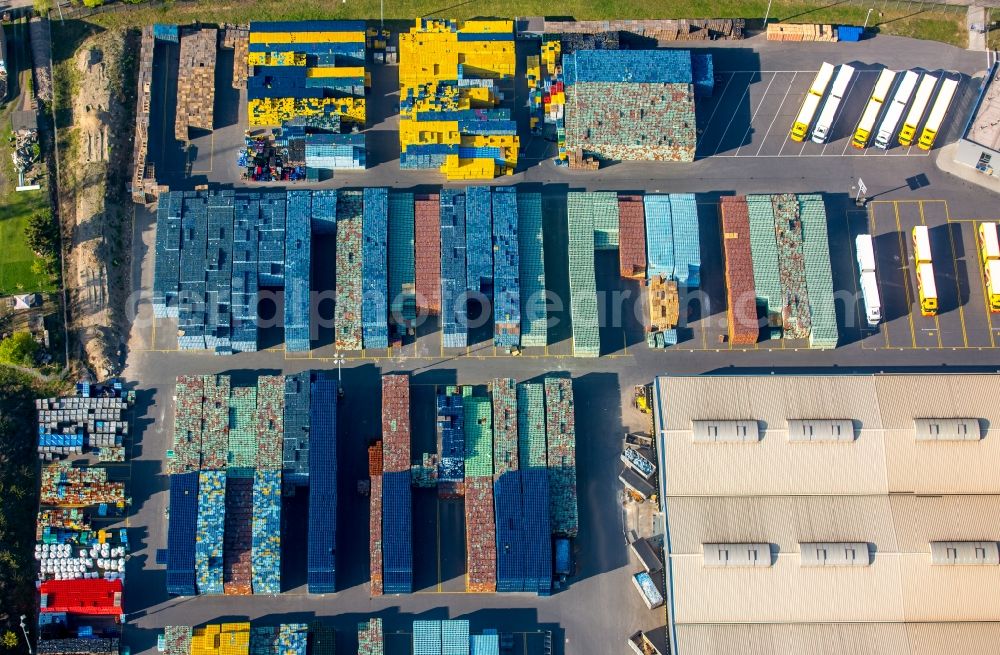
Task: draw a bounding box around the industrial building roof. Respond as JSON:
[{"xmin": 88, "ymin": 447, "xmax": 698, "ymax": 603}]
[
  {"xmin": 653, "ymin": 374, "xmax": 1000, "ymax": 655},
  {"xmin": 965, "ymin": 64, "xmax": 1000, "ymax": 150}
]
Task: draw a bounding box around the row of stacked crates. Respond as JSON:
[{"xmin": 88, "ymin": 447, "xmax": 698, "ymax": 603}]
[
  {"xmin": 516, "ymin": 193, "xmax": 547, "ymax": 347},
  {"xmin": 165, "ymin": 374, "xmax": 344, "ymax": 597},
  {"xmin": 335, "ymin": 191, "xmax": 364, "ymax": 350},
  {"xmin": 415, "ymin": 195, "xmax": 442, "ymax": 316},
  {"xmin": 643, "ymin": 194, "xmax": 701, "ymax": 287},
  {"xmin": 388, "ymin": 193, "xmax": 417, "ymax": 338},
  {"xmin": 720, "ymin": 197, "xmax": 760, "ymax": 345},
  {"xmin": 307, "ymin": 375, "xmax": 338, "ymax": 593},
  {"xmin": 362, "ymin": 188, "xmax": 389, "ymax": 349},
  {"xmin": 566, "ymin": 194, "xmax": 601, "ymax": 357},
  {"xmin": 464, "ymin": 396, "xmax": 497, "ymax": 591},
  {"xmin": 413, "ymin": 620, "xmax": 471, "ymax": 655},
  {"xmin": 369, "ymin": 440, "xmax": 384, "ymax": 596},
  {"xmin": 440, "ymin": 190, "xmax": 469, "ymax": 347},
  {"xmin": 436, "ymin": 386, "xmax": 467, "ymax": 496},
  {"xmin": 381, "ymin": 375, "xmax": 413, "ymax": 594},
  {"xmin": 492, "ymin": 189, "xmax": 521, "ymax": 347},
  {"xmin": 284, "ymin": 192, "xmax": 312, "ymax": 352},
  {"xmin": 397, "ymin": 19, "xmax": 518, "ymax": 179}
]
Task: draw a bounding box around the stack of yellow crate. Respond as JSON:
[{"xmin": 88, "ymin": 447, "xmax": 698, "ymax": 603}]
[
  {"xmin": 398, "ymin": 18, "xmax": 519, "ymax": 179},
  {"xmin": 246, "ymin": 21, "xmax": 368, "ymax": 129},
  {"xmin": 190, "ymin": 624, "xmax": 249, "ymax": 655}
]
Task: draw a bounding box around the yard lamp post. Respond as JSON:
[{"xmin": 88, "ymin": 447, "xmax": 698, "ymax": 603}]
[
  {"xmin": 332, "ymin": 352, "xmax": 346, "ymax": 398},
  {"xmin": 20, "ymin": 615, "xmax": 32, "ymax": 655},
  {"xmin": 763, "ymin": 0, "xmax": 774, "ymax": 27},
  {"xmin": 863, "ymin": 7, "xmax": 874, "ymax": 30}
]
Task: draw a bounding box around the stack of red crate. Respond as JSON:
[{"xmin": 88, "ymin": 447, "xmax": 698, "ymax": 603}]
[
  {"xmin": 465, "ymin": 477, "xmax": 497, "ymax": 592},
  {"xmin": 720, "ymin": 196, "xmax": 759, "ymax": 345},
  {"xmin": 223, "ymin": 477, "xmax": 253, "ymax": 595},
  {"xmin": 414, "ymin": 195, "xmax": 441, "ymax": 315},
  {"xmin": 368, "ymin": 441, "xmax": 384, "ymax": 597},
  {"xmin": 617, "ymin": 195, "xmax": 647, "ymax": 279},
  {"xmin": 39, "ymin": 579, "xmax": 123, "ymax": 615}
]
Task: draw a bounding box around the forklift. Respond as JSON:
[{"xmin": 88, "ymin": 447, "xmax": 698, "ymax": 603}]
[{"xmin": 633, "ymin": 384, "xmax": 652, "ymax": 414}]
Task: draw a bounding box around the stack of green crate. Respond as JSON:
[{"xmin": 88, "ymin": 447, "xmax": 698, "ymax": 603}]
[
  {"xmin": 799, "ymin": 194, "xmax": 839, "ymax": 349},
  {"xmin": 517, "ymin": 383, "xmax": 547, "ymax": 470},
  {"xmin": 227, "ymin": 386, "xmax": 258, "ymax": 477},
  {"xmin": 465, "ymin": 397, "xmax": 493, "ymax": 479},
  {"xmin": 491, "ymin": 379, "xmax": 518, "ymax": 478},
  {"xmin": 201, "ymin": 375, "xmax": 231, "ymax": 470},
  {"xmin": 517, "ymin": 192, "xmax": 547, "ymax": 347},
  {"xmin": 770, "ymin": 193, "xmax": 811, "ymax": 340},
  {"xmin": 255, "ymin": 375, "xmax": 284, "ymax": 470},
  {"xmin": 746, "ymin": 195, "xmax": 782, "ymax": 330},
  {"xmin": 590, "ymin": 191, "xmax": 620, "ymax": 250},
  {"xmin": 388, "ymin": 192, "xmax": 416, "ymax": 324},
  {"xmin": 170, "ymin": 376, "xmax": 205, "ymax": 473},
  {"xmin": 567, "ymin": 193, "xmax": 600, "ymax": 357}
]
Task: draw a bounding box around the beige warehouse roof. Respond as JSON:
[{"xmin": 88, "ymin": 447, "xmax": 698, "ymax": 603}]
[
  {"xmin": 653, "ymin": 374, "xmax": 1000, "ymax": 655},
  {"xmin": 653, "ymin": 374, "xmax": 1000, "ymax": 496}
]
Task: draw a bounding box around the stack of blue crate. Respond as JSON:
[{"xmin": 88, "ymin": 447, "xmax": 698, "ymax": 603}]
[
  {"xmin": 152, "ymin": 193, "xmax": 182, "ymax": 318},
  {"xmin": 311, "ymin": 189, "xmax": 338, "ymax": 235},
  {"xmin": 494, "ymin": 470, "xmax": 526, "ymax": 592},
  {"xmin": 491, "ymin": 187, "xmax": 520, "ymax": 348},
  {"xmin": 205, "ymin": 192, "xmax": 235, "ymax": 354},
  {"xmin": 281, "ymin": 372, "xmax": 311, "ymax": 487},
  {"xmin": 307, "ymin": 375, "xmax": 338, "ymax": 593},
  {"xmin": 178, "ymin": 194, "xmax": 208, "ymax": 350},
  {"xmin": 465, "ymin": 186, "xmax": 493, "ymax": 297},
  {"xmin": 441, "ymin": 620, "xmax": 470, "ymax": 655},
  {"xmin": 436, "ymin": 388, "xmax": 465, "ymax": 484},
  {"xmin": 251, "ymin": 469, "xmax": 282, "ymax": 593},
  {"xmin": 440, "ymin": 189, "xmax": 468, "ymax": 348},
  {"xmin": 258, "ymin": 195, "xmax": 286, "ymax": 287},
  {"xmin": 232, "ymin": 194, "xmax": 261, "ymax": 352},
  {"xmin": 195, "ymin": 470, "xmax": 225, "ymax": 595},
  {"xmin": 284, "ymin": 192, "xmax": 312, "ymax": 352},
  {"xmin": 304, "ymin": 133, "xmax": 366, "ymax": 171},
  {"xmin": 388, "ymin": 193, "xmax": 416, "ymax": 331},
  {"xmin": 521, "ymin": 468, "xmax": 553, "ymax": 595},
  {"xmin": 668, "ymin": 193, "xmax": 701, "ymax": 288},
  {"xmin": 362, "ymin": 188, "xmax": 389, "ymax": 349},
  {"xmin": 381, "ymin": 470, "xmax": 413, "ymax": 593},
  {"xmin": 643, "ymin": 195, "xmax": 675, "ymax": 280},
  {"xmin": 165, "ymin": 472, "xmax": 199, "ymax": 596},
  {"xmin": 412, "ymin": 621, "xmax": 442, "ymax": 655}
]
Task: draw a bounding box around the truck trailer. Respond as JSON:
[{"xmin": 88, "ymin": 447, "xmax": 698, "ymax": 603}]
[
  {"xmin": 912, "ymin": 225, "xmax": 938, "ymax": 316},
  {"xmin": 979, "ymin": 222, "xmax": 1000, "ymax": 312},
  {"xmin": 917, "ymin": 76, "xmax": 959, "ymax": 150},
  {"xmin": 811, "ymin": 63, "xmax": 855, "ymax": 143},
  {"xmin": 789, "ymin": 62, "xmax": 836, "ymax": 142},
  {"xmin": 873, "ymin": 70, "xmax": 920, "ymax": 149},
  {"xmin": 855, "ymin": 234, "xmax": 882, "ymax": 326},
  {"xmin": 899, "ymin": 73, "xmax": 939, "ymax": 146},
  {"xmin": 851, "ymin": 68, "xmax": 897, "ymax": 149}
]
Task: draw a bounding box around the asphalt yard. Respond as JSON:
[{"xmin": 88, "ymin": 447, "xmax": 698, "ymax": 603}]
[{"xmin": 696, "ymin": 67, "xmax": 965, "ymax": 159}]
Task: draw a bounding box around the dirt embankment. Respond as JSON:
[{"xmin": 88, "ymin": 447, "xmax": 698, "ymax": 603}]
[{"xmin": 58, "ymin": 30, "xmax": 137, "ymax": 379}]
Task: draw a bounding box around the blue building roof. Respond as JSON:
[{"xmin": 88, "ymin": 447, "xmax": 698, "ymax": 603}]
[{"xmin": 563, "ymin": 49, "xmax": 694, "ymax": 86}]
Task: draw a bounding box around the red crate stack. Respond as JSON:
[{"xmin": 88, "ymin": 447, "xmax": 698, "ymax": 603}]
[
  {"xmin": 618, "ymin": 194, "xmax": 647, "ymax": 279},
  {"xmin": 414, "ymin": 195, "xmax": 441, "ymax": 315},
  {"xmin": 222, "ymin": 477, "xmax": 253, "ymax": 595},
  {"xmin": 720, "ymin": 197, "xmax": 759, "ymax": 345},
  {"xmin": 465, "ymin": 476, "xmax": 497, "ymax": 592},
  {"xmin": 381, "ymin": 374, "xmax": 411, "ymax": 473},
  {"xmin": 39, "ymin": 579, "xmax": 123, "ymax": 615},
  {"xmin": 369, "ymin": 442, "xmax": 384, "ymax": 597}
]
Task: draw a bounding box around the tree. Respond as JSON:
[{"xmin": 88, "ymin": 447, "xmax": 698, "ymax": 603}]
[
  {"xmin": 1, "ymin": 631, "xmax": 18, "ymax": 649},
  {"xmin": 0, "ymin": 333, "xmax": 39, "ymax": 367},
  {"xmin": 82, "ymin": 0, "xmax": 105, "ymax": 7},
  {"xmin": 24, "ymin": 209, "xmax": 58, "ymax": 258},
  {"xmin": 33, "ymin": 0, "xmax": 53, "ymax": 14}
]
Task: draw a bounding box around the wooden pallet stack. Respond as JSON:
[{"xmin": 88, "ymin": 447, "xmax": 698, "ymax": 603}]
[
  {"xmin": 175, "ymin": 28, "xmax": 218, "ymax": 142},
  {"xmin": 766, "ymin": 23, "xmax": 839, "ymax": 42}
]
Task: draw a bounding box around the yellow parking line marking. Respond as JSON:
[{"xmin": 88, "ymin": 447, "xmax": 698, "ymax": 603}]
[
  {"xmin": 941, "ymin": 206, "xmax": 969, "ymax": 347},
  {"xmin": 893, "ymin": 201, "xmax": 918, "ymax": 348}
]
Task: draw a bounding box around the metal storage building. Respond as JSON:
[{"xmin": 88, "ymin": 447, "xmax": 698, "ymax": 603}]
[{"xmin": 653, "ymin": 373, "xmax": 1000, "ymax": 655}]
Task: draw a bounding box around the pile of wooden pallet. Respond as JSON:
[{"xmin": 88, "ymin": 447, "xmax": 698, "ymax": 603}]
[
  {"xmin": 566, "ymin": 147, "xmax": 599, "ymax": 170},
  {"xmin": 175, "ymin": 28, "xmax": 218, "ymax": 142},
  {"xmin": 220, "ymin": 24, "xmax": 249, "ymax": 89},
  {"xmin": 766, "ymin": 23, "xmax": 839, "ymax": 42}
]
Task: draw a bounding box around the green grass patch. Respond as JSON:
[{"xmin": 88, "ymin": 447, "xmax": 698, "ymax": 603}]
[{"xmin": 70, "ymin": 0, "xmax": 968, "ymax": 47}]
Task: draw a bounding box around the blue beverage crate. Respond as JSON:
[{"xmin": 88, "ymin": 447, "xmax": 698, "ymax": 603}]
[
  {"xmin": 362, "ymin": 188, "xmax": 390, "ymax": 349},
  {"xmin": 166, "ymin": 472, "xmax": 199, "ymax": 596},
  {"xmin": 307, "ymin": 375, "xmax": 338, "ymax": 593}
]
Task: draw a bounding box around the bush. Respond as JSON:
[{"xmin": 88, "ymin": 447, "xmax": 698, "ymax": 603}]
[
  {"xmin": 82, "ymin": 0, "xmax": 105, "ymax": 7},
  {"xmin": 0, "ymin": 333, "xmax": 40, "ymax": 367}
]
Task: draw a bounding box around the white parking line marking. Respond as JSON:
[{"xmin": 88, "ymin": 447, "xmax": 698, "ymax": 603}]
[
  {"xmin": 697, "ymin": 72, "xmax": 737, "ymax": 152},
  {"xmin": 712, "ymin": 73, "xmax": 758, "ymax": 156},
  {"xmin": 734, "ymin": 72, "xmax": 780, "ymax": 156},
  {"xmin": 755, "ymin": 72, "xmax": 798, "ymax": 157}
]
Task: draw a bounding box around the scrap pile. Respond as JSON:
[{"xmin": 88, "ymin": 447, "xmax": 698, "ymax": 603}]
[
  {"xmin": 34, "ymin": 381, "xmax": 134, "ymax": 655},
  {"xmin": 165, "ymin": 373, "xmax": 338, "ymax": 597},
  {"xmin": 398, "ymin": 19, "xmax": 518, "ymax": 179},
  {"xmin": 247, "ymin": 21, "xmax": 367, "ymax": 132},
  {"xmin": 175, "ymin": 28, "xmax": 218, "ymax": 142},
  {"xmin": 740, "ymin": 194, "xmax": 838, "ymax": 348},
  {"xmin": 562, "ymin": 49, "xmax": 712, "ymax": 164}
]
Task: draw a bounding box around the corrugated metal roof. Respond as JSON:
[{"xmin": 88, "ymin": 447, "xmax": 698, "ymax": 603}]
[
  {"xmin": 657, "ymin": 374, "xmax": 1000, "ymax": 653},
  {"xmin": 673, "ymin": 623, "xmax": 1000, "ymax": 655}
]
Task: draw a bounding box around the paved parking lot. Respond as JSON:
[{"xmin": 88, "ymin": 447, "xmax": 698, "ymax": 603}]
[{"xmin": 696, "ymin": 67, "xmax": 969, "ymax": 159}]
